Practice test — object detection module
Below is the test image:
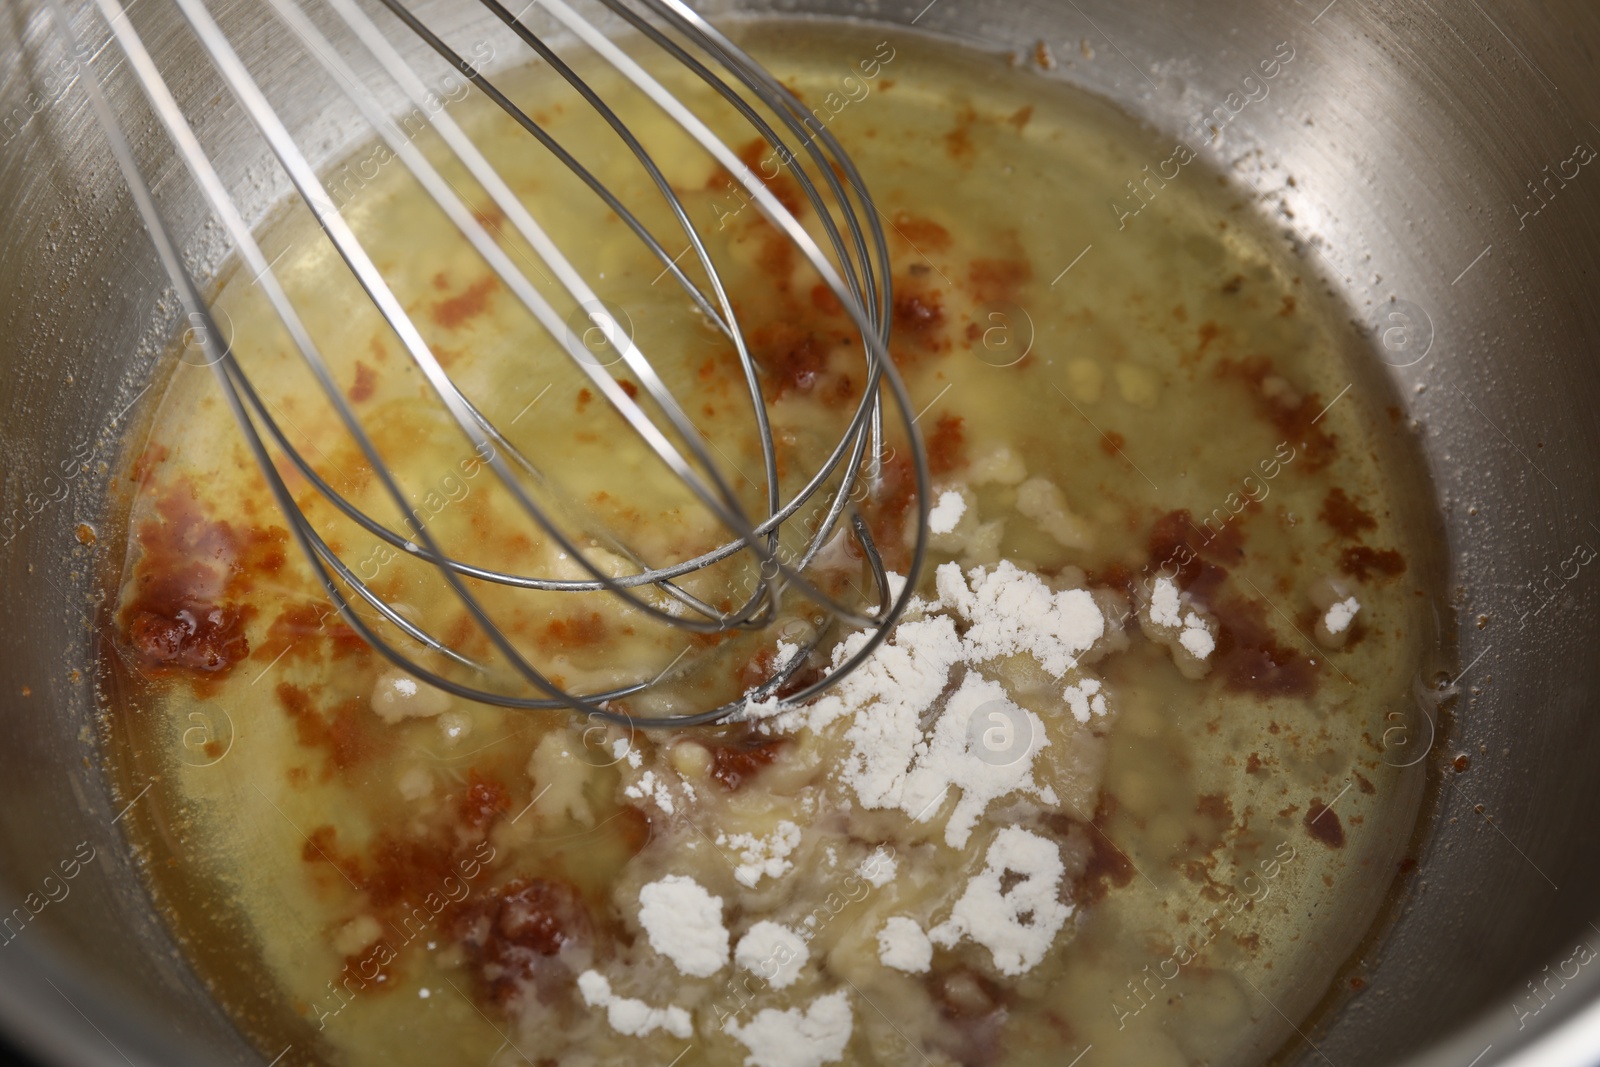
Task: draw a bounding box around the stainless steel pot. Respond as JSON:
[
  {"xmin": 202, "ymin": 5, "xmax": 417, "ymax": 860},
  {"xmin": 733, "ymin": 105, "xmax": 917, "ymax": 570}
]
[{"xmin": 2, "ymin": 0, "xmax": 1598, "ymax": 1064}]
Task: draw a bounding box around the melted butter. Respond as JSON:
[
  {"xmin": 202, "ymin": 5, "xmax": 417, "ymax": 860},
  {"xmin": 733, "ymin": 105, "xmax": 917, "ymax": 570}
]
[{"xmin": 101, "ymin": 20, "xmax": 1445, "ymax": 1067}]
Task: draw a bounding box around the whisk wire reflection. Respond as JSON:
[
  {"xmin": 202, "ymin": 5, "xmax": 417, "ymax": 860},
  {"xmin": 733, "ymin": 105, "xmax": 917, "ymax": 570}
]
[{"xmin": 49, "ymin": 0, "xmax": 930, "ymax": 725}]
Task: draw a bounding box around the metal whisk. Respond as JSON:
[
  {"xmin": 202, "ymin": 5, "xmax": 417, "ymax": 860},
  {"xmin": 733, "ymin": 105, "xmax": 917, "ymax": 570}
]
[{"xmin": 48, "ymin": 0, "xmax": 928, "ymax": 727}]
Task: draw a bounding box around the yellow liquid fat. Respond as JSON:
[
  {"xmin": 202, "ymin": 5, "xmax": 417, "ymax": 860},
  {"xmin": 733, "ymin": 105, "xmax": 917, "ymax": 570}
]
[{"xmin": 99, "ymin": 19, "xmax": 1446, "ymax": 1067}]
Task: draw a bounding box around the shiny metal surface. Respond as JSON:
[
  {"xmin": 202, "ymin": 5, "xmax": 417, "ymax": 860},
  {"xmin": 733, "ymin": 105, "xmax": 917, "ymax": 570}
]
[{"xmin": 1, "ymin": 1, "xmax": 1598, "ymax": 1065}]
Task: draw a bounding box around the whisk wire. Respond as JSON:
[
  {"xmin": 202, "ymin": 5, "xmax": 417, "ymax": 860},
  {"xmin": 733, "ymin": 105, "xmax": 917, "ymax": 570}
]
[
  {"xmin": 270, "ymin": 0, "xmax": 914, "ymax": 637},
  {"xmin": 363, "ymin": 0, "xmax": 910, "ymax": 618},
  {"xmin": 53, "ymin": 0, "xmax": 931, "ymax": 725},
  {"xmin": 261, "ymin": 0, "xmax": 788, "ymax": 634}
]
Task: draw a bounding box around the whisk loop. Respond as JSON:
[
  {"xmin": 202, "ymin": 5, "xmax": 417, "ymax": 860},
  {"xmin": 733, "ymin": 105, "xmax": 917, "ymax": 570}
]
[{"xmin": 48, "ymin": 0, "xmax": 929, "ymax": 726}]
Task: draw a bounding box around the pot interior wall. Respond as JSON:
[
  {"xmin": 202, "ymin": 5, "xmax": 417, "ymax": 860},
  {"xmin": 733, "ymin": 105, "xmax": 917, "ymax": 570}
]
[{"xmin": 1, "ymin": 0, "xmax": 1598, "ymax": 1065}]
